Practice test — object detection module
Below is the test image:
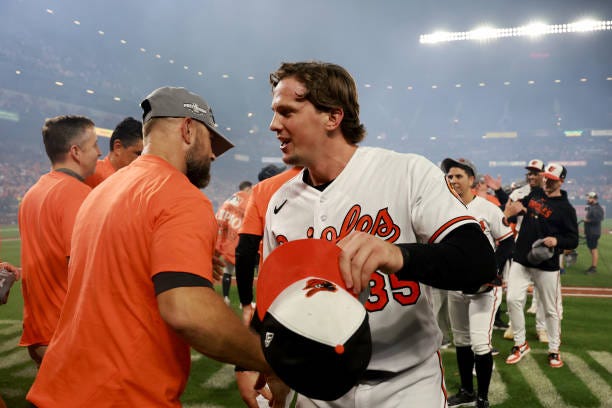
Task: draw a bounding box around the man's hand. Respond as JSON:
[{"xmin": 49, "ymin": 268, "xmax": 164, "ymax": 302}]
[
  {"xmin": 262, "ymin": 373, "xmax": 290, "ymax": 408},
  {"xmin": 337, "ymin": 231, "xmax": 403, "ymax": 295},
  {"xmin": 212, "ymin": 253, "xmax": 225, "ymax": 282},
  {"xmin": 542, "ymin": 236, "xmax": 558, "ymax": 248},
  {"xmin": 242, "ymin": 303, "xmax": 255, "ymax": 326},
  {"xmin": 484, "ymin": 174, "xmax": 502, "ymax": 191},
  {"xmin": 504, "ymin": 200, "xmax": 525, "ymax": 218},
  {"xmin": 235, "ymin": 371, "xmax": 271, "ymax": 408}
]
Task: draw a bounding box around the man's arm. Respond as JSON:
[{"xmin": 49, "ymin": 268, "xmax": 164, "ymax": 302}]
[
  {"xmin": 156, "ymin": 277, "xmax": 270, "ymax": 373},
  {"xmin": 396, "ymin": 223, "xmax": 497, "ymax": 292},
  {"xmin": 337, "ymin": 224, "xmax": 497, "ymax": 294},
  {"xmin": 235, "ymin": 234, "xmax": 261, "ymax": 306}
]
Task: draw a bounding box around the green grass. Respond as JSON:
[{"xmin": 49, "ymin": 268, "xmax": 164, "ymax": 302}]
[{"xmin": 1, "ymin": 224, "xmax": 611, "ymax": 407}]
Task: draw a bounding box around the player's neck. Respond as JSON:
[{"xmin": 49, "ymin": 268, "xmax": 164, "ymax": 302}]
[{"xmin": 306, "ymin": 144, "xmax": 357, "ymax": 186}]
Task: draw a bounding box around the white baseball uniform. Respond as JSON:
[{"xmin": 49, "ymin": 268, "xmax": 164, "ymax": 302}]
[
  {"xmin": 263, "ymin": 147, "xmax": 479, "ymax": 407},
  {"xmin": 448, "ymin": 196, "xmax": 513, "ymax": 354}
]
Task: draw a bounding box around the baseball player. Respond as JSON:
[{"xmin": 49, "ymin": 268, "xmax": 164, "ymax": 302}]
[
  {"xmin": 504, "ymin": 163, "xmax": 578, "ymax": 368},
  {"xmin": 84, "ymin": 117, "xmax": 143, "ymax": 188},
  {"xmin": 215, "ymin": 180, "xmax": 253, "ymax": 305},
  {"xmin": 442, "ymin": 158, "xmax": 514, "ymax": 408},
  {"xmin": 235, "ymin": 165, "xmax": 300, "ymax": 322},
  {"xmin": 484, "ymin": 159, "xmax": 551, "ymax": 343},
  {"xmin": 250, "ymin": 61, "xmax": 497, "ymax": 407},
  {"xmin": 18, "ymin": 115, "xmax": 100, "ymax": 366}
]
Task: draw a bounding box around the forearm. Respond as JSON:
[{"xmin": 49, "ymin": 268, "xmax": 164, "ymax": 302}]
[
  {"xmin": 395, "ymin": 224, "xmax": 497, "ymax": 292},
  {"xmin": 158, "ymin": 286, "xmax": 270, "ymax": 373},
  {"xmin": 235, "ymin": 234, "xmax": 261, "ymax": 305}
]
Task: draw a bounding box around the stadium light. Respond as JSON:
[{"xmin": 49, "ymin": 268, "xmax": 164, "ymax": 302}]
[{"xmin": 420, "ymin": 18, "xmax": 612, "ymax": 44}]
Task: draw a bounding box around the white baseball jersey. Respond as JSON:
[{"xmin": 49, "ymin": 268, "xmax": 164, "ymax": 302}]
[
  {"xmin": 263, "ymin": 147, "xmax": 478, "ymax": 372},
  {"xmin": 509, "ymin": 184, "xmax": 532, "ymax": 233},
  {"xmin": 467, "ymin": 196, "xmax": 513, "ymax": 249},
  {"xmin": 448, "ymin": 196, "xmax": 512, "ymax": 354}
]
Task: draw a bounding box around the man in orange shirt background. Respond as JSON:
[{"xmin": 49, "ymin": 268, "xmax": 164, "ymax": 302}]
[
  {"xmin": 84, "ymin": 116, "xmax": 143, "ymax": 188},
  {"xmin": 18, "ymin": 115, "xmax": 100, "ymax": 367},
  {"xmin": 216, "ymin": 180, "xmax": 253, "ymax": 305},
  {"xmin": 27, "ymin": 87, "xmax": 288, "ymax": 408},
  {"xmin": 235, "ymin": 164, "xmax": 299, "ymax": 324}
]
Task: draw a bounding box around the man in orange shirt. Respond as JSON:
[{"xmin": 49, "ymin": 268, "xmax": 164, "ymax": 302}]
[
  {"xmin": 27, "ymin": 87, "xmax": 288, "ymax": 408},
  {"xmin": 84, "ymin": 116, "xmax": 143, "ymax": 188},
  {"xmin": 18, "ymin": 115, "xmax": 100, "ymax": 367},
  {"xmin": 216, "ymin": 180, "xmax": 253, "ymax": 305},
  {"xmin": 235, "ymin": 165, "xmax": 300, "ymax": 323}
]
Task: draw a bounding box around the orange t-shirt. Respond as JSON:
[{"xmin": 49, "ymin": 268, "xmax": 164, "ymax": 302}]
[
  {"xmin": 18, "ymin": 171, "xmax": 91, "ymax": 347},
  {"xmin": 215, "ymin": 189, "xmax": 250, "ymax": 264},
  {"xmin": 240, "ymin": 167, "xmax": 302, "ymax": 236},
  {"xmin": 27, "ymin": 155, "xmax": 218, "ymax": 408},
  {"xmin": 84, "ymin": 155, "xmax": 116, "ymax": 188}
]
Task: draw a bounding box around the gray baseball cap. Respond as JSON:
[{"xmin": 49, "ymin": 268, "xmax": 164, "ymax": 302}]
[
  {"xmin": 140, "ymin": 86, "xmax": 234, "ymax": 157},
  {"xmin": 441, "ymin": 157, "xmax": 477, "ymax": 177}
]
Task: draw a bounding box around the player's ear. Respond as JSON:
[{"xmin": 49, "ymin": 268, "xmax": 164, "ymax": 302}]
[
  {"xmin": 112, "ymin": 139, "xmax": 123, "ymax": 152},
  {"xmin": 180, "ymin": 118, "xmax": 194, "ymax": 145},
  {"xmin": 324, "ymin": 108, "xmax": 344, "ymax": 131}
]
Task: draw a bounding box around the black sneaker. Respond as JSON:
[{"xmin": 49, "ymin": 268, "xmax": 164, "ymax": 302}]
[
  {"xmin": 585, "ymin": 266, "xmax": 597, "ymax": 274},
  {"xmin": 448, "ymin": 388, "xmax": 476, "ymax": 407},
  {"xmin": 476, "ymin": 397, "xmax": 490, "ymax": 408}
]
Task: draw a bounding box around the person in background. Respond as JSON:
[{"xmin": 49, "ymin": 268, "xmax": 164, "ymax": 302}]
[
  {"xmin": 235, "ymin": 164, "xmax": 297, "ymax": 324},
  {"xmin": 18, "ymin": 115, "xmax": 100, "ymax": 367},
  {"xmin": 84, "ymin": 117, "xmax": 143, "ymax": 188},
  {"xmin": 442, "ymin": 158, "xmax": 514, "ymax": 408},
  {"xmin": 584, "ymin": 192, "xmax": 604, "ymax": 274},
  {"xmin": 0, "ymin": 261, "xmax": 21, "ymax": 408},
  {"xmin": 504, "ymin": 163, "xmax": 578, "ymax": 369},
  {"xmin": 215, "ymin": 180, "xmax": 253, "ymax": 305}
]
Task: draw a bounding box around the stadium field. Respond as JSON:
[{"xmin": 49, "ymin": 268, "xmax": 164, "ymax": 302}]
[{"xmin": 1, "ymin": 224, "xmax": 611, "ymax": 407}]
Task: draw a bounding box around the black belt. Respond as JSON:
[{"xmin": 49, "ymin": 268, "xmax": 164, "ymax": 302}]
[{"xmin": 360, "ymin": 370, "xmax": 397, "ymax": 382}]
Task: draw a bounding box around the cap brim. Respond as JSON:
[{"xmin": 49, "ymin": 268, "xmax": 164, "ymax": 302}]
[
  {"xmin": 441, "ymin": 158, "xmax": 474, "ymax": 176},
  {"xmin": 206, "ymin": 126, "xmax": 234, "ymax": 157},
  {"xmin": 257, "ymin": 239, "xmax": 347, "ymax": 321},
  {"xmin": 525, "ymin": 166, "xmax": 542, "ymax": 172},
  {"xmin": 543, "ymin": 173, "xmax": 561, "ymax": 180}
]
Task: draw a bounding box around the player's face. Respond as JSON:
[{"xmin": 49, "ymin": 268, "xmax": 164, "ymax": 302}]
[
  {"xmin": 269, "ymin": 77, "xmax": 330, "ymax": 167},
  {"xmin": 185, "ymin": 121, "xmax": 213, "ymax": 189},
  {"xmin": 77, "ymin": 126, "xmax": 102, "ymax": 178},
  {"xmin": 114, "ymin": 139, "xmax": 143, "ymax": 169},
  {"xmin": 526, "ymin": 170, "xmax": 543, "ymax": 188},
  {"xmin": 446, "ymin": 167, "xmax": 473, "ymax": 200},
  {"xmin": 543, "ymin": 177, "xmax": 562, "ymax": 196}
]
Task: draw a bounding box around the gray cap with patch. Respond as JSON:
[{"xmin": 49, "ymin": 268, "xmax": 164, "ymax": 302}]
[{"xmin": 140, "ymin": 86, "xmax": 234, "ymax": 157}]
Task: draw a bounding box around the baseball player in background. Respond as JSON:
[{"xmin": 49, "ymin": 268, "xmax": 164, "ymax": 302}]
[
  {"xmin": 18, "ymin": 115, "xmax": 100, "ymax": 367},
  {"xmin": 84, "ymin": 116, "xmax": 143, "ymax": 188},
  {"xmin": 216, "ymin": 180, "xmax": 253, "ymax": 305},
  {"xmin": 235, "ymin": 164, "xmax": 297, "ymax": 324},
  {"xmin": 245, "ymin": 61, "xmax": 497, "ymax": 407},
  {"xmin": 484, "ymin": 159, "xmax": 551, "ymax": 343},
  {"xmin": 442, "ymin": 158, "xmax": 514, "ymax": 408},
  {"xmin": 504, "ymin": 163, "xmax": 578, "ymax": 368}
]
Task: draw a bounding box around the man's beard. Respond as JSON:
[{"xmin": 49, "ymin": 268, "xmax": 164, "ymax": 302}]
[{"xmin": 185, "ymin": 144, "xmax": 211, "ymax": 189}]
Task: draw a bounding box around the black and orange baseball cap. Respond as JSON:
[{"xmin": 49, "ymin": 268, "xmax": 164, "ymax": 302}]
[
  {"xmin": 525, "ymin": 159, "xmax": 545, "ymax": 172},
  {"xmin": 257, "ymin": 239, "xmax": 372, "ymax": 401},
  {"xmin": 543, "ymin": 162, "xmax": 567, "ymax": 180}
]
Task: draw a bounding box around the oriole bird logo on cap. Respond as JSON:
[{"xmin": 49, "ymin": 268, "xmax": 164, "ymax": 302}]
[{"xmin": 304, "ymin": 278, "xmax": 337, "ymax": 297}]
